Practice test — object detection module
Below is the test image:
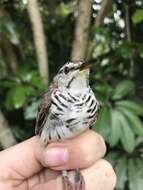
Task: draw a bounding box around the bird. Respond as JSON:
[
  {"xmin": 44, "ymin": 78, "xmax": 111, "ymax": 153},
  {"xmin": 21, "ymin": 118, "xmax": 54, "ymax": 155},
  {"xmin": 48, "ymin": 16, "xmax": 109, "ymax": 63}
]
[{"xmin": 35, "ymin": 60, "xmax": 100, "ymax": 190}]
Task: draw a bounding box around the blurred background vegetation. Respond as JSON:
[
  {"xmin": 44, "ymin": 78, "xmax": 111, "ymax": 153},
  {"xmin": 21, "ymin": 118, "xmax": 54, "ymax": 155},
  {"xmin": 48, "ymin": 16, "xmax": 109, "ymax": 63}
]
[{"xmin": 0, "ymin": 0, "xmax": 143, "ymax": 189}]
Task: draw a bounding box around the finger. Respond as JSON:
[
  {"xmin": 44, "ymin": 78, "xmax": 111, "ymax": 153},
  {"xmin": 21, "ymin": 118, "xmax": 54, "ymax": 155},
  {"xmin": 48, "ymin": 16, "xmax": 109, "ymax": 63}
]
[
  {"xmin": 0, "ymin": 130, "xmax": 106, "ymax": 180},
  {"xmin": 41, "ymin": 130, "xmax": 106, "ymax": 170},
  {"xmin": 81, "ymin": 159, "xmax": 117, "ymax": 190},
  {"xmin": 0, "ymin": 136, "xmax": 44, "ymax": 179},
  {"xmin": 30, "ymin": 159, "xmax": 116, "ymax": 190}
]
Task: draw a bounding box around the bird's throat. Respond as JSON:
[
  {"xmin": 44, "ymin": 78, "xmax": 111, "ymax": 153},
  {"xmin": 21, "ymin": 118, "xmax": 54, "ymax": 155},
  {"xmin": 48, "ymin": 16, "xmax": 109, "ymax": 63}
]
[{"xmin": 68, "ymin": 74, "xmax": 89, "ymax": 94}]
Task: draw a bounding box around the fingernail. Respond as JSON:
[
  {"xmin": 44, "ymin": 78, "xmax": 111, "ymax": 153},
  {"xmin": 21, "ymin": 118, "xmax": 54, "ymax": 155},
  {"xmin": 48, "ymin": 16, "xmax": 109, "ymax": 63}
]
[{"xmin": 44, "ymin": 147, "xmax": 69, "ymax": 166}]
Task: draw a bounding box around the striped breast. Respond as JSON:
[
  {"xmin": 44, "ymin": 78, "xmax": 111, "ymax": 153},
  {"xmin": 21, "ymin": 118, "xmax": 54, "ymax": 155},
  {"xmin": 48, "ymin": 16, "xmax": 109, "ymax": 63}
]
[{"xmin": 40, "ymin": 88, "xmax": 99, "ymax": 144}]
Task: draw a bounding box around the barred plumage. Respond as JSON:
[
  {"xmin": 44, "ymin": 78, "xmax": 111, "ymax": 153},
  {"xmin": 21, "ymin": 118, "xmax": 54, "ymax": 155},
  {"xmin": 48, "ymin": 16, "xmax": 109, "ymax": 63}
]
[
  {"xmin": 38, "ymin": 88, "xmax": 99, "ymax": 144},
  {"xmin": 35, "ymin": 60, "xmax": 100, "ymax": 190}
]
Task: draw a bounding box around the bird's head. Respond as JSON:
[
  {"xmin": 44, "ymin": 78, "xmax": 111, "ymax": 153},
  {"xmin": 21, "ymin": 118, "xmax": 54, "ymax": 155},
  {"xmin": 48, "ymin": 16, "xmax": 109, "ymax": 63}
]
[{"xmin": 54, "ymin": 61, "xmax": 91, "ymax": 91}]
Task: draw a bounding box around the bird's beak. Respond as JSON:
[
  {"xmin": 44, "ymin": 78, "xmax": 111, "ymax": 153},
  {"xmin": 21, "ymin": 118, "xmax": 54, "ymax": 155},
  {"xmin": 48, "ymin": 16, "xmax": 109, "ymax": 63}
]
[{"xmin": 79, "ymin": 61, "xmax": 92, "ymax": 70}]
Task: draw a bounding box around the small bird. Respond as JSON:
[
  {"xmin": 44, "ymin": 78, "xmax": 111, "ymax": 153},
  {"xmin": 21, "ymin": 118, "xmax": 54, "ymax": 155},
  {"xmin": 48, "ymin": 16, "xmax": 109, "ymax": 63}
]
[{"xmin": 35, "ymin": 60, "xmax": 100, "ymax": 190}]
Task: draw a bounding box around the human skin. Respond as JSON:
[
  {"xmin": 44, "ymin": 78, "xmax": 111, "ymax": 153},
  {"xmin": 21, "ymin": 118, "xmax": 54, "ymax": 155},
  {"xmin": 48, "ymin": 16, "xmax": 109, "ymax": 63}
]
[{"xmin": 0, "ymin": 130, "xmax": 116, "ymax": 190}]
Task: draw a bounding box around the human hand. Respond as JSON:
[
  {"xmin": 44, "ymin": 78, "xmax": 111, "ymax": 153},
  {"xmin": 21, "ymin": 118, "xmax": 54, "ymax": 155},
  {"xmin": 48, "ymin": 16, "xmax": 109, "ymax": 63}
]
[{"xmin": 0, "ymin": 130, "xmax": 116, "ymax": 190}]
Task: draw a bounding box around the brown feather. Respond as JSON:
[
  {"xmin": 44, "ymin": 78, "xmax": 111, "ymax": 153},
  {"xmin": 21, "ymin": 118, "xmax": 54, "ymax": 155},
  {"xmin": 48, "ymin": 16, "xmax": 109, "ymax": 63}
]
[{"xmin": 35, "ymin": 83, "xmax": 57, "ymax": 135}]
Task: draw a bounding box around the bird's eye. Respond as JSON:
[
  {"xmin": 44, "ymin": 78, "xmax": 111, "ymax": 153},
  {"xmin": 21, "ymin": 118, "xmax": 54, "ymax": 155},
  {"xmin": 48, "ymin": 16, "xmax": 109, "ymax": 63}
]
[{"xmin": 64, "ymin": 67, "xmax": 69, "ymax": 74}]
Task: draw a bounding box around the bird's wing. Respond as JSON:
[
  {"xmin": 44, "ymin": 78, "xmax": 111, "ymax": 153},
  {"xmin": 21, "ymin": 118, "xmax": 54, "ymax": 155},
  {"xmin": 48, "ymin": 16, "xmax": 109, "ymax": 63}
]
[{"xmin": 35, "ymin": 83, "xmax": 57, "ymax": 135}]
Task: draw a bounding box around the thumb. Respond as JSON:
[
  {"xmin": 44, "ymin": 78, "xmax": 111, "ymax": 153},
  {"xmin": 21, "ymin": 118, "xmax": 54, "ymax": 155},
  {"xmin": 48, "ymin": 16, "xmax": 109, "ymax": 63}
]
[
  {"xmin": 0, "ymin": 131, "xmax": 105, "ymax": 180},
  {"xmin": 41, "ymin": 130, "xmax": 106, "ymax": 170}
]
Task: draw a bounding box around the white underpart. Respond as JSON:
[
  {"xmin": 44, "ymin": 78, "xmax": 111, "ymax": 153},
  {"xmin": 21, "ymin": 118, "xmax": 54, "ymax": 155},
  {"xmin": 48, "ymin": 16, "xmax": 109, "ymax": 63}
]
[
  {"xmin": 40, "ymin": 68, "xmax": 99, "ymax": 144},
  {"xmin": 40, "ymin": 86, "xmax": 99, "ymax": 144}
]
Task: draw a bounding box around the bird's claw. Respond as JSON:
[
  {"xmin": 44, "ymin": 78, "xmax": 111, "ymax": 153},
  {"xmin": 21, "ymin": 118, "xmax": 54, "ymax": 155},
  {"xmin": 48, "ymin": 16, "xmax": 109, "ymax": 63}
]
[
  {"xmin": 62, "ymin": 170, "xmax": 85, "ymax": 190},
  {"xmin": 62, "ymin": 175, "xmax": 74, "ymax": 190},
  {"xmin": 75, "ymin": 170, "xmax": 85, "ymax": 190}
]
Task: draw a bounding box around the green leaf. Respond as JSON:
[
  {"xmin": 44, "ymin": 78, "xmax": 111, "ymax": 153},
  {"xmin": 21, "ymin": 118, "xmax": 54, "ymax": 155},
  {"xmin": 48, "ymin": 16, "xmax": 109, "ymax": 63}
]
[
  {"xmin": 117, "ymin": 42, "xmax": 133, "ymax": 59},
  {"xmin": 112, "ymin": 80, "xmax": 134, "ymax": 100},
  {"xmin": 5, "ymin": 85, "xmax": 27, "ymax": 109},
  {"xmin": 109, "ymin": 109, "xmax": 122, "ymax": 146},
  {"xmin": 0, "ymin": 79, "xmax": 15, "ymax": 88},
  {"xmin": 19, "ymin": 68, "xmax": 33, "ymax": 82},
  {"xmin": 117, "ymin": 106, "xmax": 143, "ymax": 136},
  {"xmin": 116, "ymin": 100, "xmax": 143, "ymax": 115},
  {"xmin": 55, "ymin": 1, "xmax": 77, "ymax": 18},
  {"xmin": 128, "ymin": 159, "xmax": 143, "ymax": 190},
  {"xmin": 94, "ymin": 82, "xmax": 112, "ymax": 102},
  {"xmin": 93, "ymin": 106, "xmax": 111, "ymax": 142},
  {"xmin": 106, "ymin": 151, "xmax": 120, "ymax": 166},
  {"xmin": 115, "ymin": 157, "xmax": 127, "ymax": 189},
  {"xmin": 90, "ymin": 27, "xmax": 111, "ymax": 44},
  {"xmin": 128, "ymin": 159, "xmax": 138, "ymax": 190},
  {"xmin": 30, "ymin": 71, "xmax": 45, "ymax": 89},
  {"xmin": 117, "ymin": 111, "xmax": 135, "ymax": 153},
  {"xmin": 132, "ymin": 9, "xmax": 143, "ymax": 24},
  {"xmin": 13, "ymin": 86, "xmax": 27, "ymax": 109},
  {"xmin": 0, "ymin": 50, "xmax": 7, "ymax": 78},
  {"xmin": 136, "ymin": 159, "xmax": 143, "ymax": 176},
  {"xmin": 56, "ymin": 2, "xmax": 71, "ymax": 17},
  {"xmin": 24, "ymin": 86, "xmax": 36, "ymax": 96}
]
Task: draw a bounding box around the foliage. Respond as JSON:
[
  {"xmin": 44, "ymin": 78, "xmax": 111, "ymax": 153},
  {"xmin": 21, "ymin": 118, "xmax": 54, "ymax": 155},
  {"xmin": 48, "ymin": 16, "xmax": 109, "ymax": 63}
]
[
  {"xmin": 2, "ymin": 68, "xmax": 45, "ymax": 110},
  {"xmin": 93, "ymin": 79, "xmax": 143, "ymax": 189},
  {"xmin": 0, "ymin": 1, "xmax": 143, "ymax": 189},
  {"xmin": 0, "ymin": 13, "xmax": 19, "ymax": 44},
  {"xmin": 94, "ymin": 80, "xmax": 142, "ymax": 152},
  {"xmin": 132, "ymin": 9, "xmax": 143, "ymax": 24}
]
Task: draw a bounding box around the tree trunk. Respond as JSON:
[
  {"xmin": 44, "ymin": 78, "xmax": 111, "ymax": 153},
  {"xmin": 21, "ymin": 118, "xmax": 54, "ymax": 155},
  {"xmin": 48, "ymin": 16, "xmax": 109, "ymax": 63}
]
[
  {"xmin": 95, "ymin": 0, "xmax": 113, "ymax": 27},
  {"xmin": 0, "ymin": 110, "xmax": 17, "ymax": 149},
  {"xmin": 0, "ymin": 35, "xmax": 18, "ymax": 73},
  {"xmin": 0, "ymin": 8, "xmax": 18, "ymax": 73},
  {"xmin": 27, "ymin": 0, "xmax": 49, "ymax": 86},
  {"xmin": 125, "ymin": 4, "xmax": 134, "ymax": 78},
  {"xmin": 47, "ymin": 0, "xmax": 56, "ymax": 16},
  {"xmin": 71, "ymin": 0, "xmax": 92, "ymax": 60}
]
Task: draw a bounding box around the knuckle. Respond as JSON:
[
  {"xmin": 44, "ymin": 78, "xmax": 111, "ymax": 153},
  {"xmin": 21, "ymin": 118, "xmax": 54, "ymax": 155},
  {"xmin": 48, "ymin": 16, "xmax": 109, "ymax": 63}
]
[
  {"xmin": 97, "ymin": 134, "xmax": 107, "ymax": 156},
  {"xmin": 99, "ymin": 159, "xmax": 117, "ymax": 189},
  {"xmin": 90, "ymin": 132, "xmax": 107, "ymax": 158},
  {"xmin": 80, "ymin": 133, "xmax": 107, "ymax": 166}
]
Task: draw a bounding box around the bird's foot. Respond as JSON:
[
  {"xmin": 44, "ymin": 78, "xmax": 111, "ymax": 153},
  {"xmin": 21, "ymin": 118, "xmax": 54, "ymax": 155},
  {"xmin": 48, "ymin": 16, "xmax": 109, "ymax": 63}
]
[
  {"xmin": 74, "ymin": 169, "xmax": 85, "ymax": 190},
  {"xmin": 62, "ymin": 175, "xmax": 74, "ymax": 190},
  {"xmin": 62, "ymin": 169, "xmax": 85, "ymax": 190}
]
